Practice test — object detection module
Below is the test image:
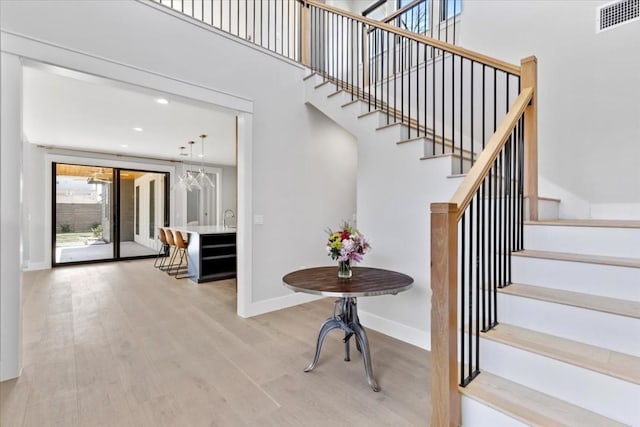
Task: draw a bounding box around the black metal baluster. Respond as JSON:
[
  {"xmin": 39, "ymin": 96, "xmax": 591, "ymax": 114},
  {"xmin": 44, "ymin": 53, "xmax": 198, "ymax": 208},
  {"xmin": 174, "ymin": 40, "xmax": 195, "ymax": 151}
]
[
  {"xmin": 393, "ymin": 33, "xmax": 397, "ymax": 122},
  {"xmin": 453, "ymin": 0, "xmax": 457, "ymax": 44},
  {"xmin": 482, "ymin": 65, "xmax": 486, "ymax": 149},
  {"xmin": 451, "ymin": 53, "xmax": 456, "ymax": 159},
  {"xmin": 339, "ymin": 16, "xmax": 342, "ymax": 90},
  {"xmin": 493, "ymin": 68, "xmax": 497, "ymax": 133},
  {"xmin": 416, "ymin": 40, "xmax": 420, "ymax": 138},
  {"xmin": 368, "ymin": 27, "xmax": 372, "ymax": 110},
  {"xmin": 506, "ymin": 134, "xmax": 512, "ymax": 286},
  {"xmin": 460, "ymin": 210, "xmax": 466, "ymax": 385},
  {"xmin": 493, "ymin": 160, "xmax": 499, "ymax": 321},
  {"xmin": 387, "ymin": 30, "xmax": 391, "ymax": 123},
  {"xmin": 432, "ymin": 46, "xmax": 436, "ymax": 154},
  {"xmin": 480, "ymin": 178, "xmax": 486, "ymax": 331},
  {"xmin": 441, "ymin": 48, "xmax": 445, "ymax": 155},
  {"xmin": 468, "ymin": 198, "xmax": 474, "ymax": 382},
  {"xmin": 424, "ymin": 44, "xmax": 427, "ymax": 138},
  {"xmin": 459, "ymin": 56, "xmax": 463, "ymax": 173},
  {"xmin": 471, "ymin": 61, "xmax": 474, "ymax": 164},
  {"xmin": 267, "ymin": 0, "xmax": 270, "ymax": 50},
  {"xmin": 408, "ymin": 40, "xmax": 412, "ymax": 138},
  {"xmin": 280, "ymin": 0, "xmax": 283, "ymax": 55},
  {"xmin": 519, "ymin": 116, "xmax": 525, "ymax": 249},
  {"xmin": 334, "ymin": 13, "xmax": 337, "ymax": 89},
  {"xmin": 401, "ymin": 37, "xmax": 404, "ymax": 125},
  {"xmin": 475, "ymin": 189, "xmax": 480, "ymax": 375}
]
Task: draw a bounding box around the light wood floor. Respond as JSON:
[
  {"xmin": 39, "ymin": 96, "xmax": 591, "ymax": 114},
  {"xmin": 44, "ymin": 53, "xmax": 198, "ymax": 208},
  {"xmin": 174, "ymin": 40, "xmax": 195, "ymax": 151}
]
[{"xmin": 0, "ymin": 260, "xmax": 431, "ymax": 426}]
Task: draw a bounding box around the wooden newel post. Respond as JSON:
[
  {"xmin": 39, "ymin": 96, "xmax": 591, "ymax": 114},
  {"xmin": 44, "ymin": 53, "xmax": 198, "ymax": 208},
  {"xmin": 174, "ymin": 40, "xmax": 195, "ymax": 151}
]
[
  {"xmin": 430, "ymin": 202, "xmax": 460, "ymax": 427},
  {"xmin": 521, "ymin": 56, "xmax": 538, "ymax": 221},
  {"xmin": 300, "ymin": 3, "xmax": 311, "ymax": 67}
]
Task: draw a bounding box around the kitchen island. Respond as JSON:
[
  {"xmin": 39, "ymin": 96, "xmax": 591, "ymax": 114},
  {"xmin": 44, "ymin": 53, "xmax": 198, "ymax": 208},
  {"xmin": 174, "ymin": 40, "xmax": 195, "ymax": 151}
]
[{"xmin": 171, "ymin": 225, "xmax": 236, "ymax": 283}]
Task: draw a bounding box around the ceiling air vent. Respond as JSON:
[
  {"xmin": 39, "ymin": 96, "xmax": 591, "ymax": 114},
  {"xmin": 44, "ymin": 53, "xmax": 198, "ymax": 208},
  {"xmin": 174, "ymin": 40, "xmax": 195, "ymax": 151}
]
[{"xmin": 597, "ymin": 0, "xmax": 640, "ymax": 32}]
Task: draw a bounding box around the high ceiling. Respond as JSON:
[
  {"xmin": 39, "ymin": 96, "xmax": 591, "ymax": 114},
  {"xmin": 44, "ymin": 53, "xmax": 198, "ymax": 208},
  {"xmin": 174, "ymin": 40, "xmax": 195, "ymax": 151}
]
[{"xmin": 22, "ymin": 63, "xmax": 237, "ymax": 166}]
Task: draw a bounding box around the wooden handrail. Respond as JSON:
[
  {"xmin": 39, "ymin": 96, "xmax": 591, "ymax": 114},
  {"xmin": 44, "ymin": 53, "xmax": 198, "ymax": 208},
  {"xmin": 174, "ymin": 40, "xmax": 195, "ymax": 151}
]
[
  {"xmin": 450, "ymin": 87, "xmax": 533, "ymax": 219},
  {"xmin": 299, "ymin": 0, "xmax": 521, "ymax": 76}
]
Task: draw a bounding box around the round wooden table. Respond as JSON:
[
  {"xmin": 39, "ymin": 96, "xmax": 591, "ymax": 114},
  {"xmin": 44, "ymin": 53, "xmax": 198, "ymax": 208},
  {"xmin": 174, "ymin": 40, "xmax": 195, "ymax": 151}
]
[{"xmin": 282, "ymin": 266, "xmax": 413, "ymax": 391}]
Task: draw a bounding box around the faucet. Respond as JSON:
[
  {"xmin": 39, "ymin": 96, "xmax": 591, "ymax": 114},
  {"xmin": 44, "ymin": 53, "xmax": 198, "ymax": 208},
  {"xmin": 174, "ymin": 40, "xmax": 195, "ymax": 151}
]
[{"xmin": 223, "ymin": 209, "xmax": 235, "ymax": 228}]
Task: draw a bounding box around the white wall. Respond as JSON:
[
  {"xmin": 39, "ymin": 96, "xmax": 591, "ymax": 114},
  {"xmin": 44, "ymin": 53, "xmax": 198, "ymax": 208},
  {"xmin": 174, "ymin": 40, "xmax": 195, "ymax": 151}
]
[
  {"xmin": 460, "ymin": 0, "xmax": 640, "ymax": 215},
  {"xmin": 1, "ymin": 52, "xmax": 23, "ymax": 381}
]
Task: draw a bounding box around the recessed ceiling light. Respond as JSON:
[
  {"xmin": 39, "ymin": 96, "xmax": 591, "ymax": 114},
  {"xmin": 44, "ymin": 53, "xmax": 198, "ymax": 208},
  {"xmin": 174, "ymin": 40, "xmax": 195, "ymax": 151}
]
[
  {"xmin": 121, "ymin": 144, "xmax": 128, "ymax": 148},
  {"xmin": 133, "ymin": 127, "xmax": 143, "ymax": 132},
  {"xmin": 198, "ymin": 154, "xmax": 204, "ymax": 158},
  {"xmin": 156, "ymin": 98, "xmax": 169, "ymax": 105}
]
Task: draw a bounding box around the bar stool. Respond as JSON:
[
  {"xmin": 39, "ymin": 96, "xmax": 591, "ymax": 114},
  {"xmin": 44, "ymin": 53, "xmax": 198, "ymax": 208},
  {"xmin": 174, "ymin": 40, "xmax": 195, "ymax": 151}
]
[
  {"xmin": 171, "ymin": 230, "xmax": 189, "ymax": 279},
  {"xmin": 163, "ymin": 228, "xmax": 179, "ymax": 273},
  {"xmin": 154, "ymin": 228, "xmax": 170, "ymax": 269}
]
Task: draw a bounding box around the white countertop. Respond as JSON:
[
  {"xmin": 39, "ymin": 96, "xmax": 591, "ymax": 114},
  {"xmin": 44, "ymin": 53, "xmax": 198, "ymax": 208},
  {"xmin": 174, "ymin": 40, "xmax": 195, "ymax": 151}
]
[{"xmin": 169, "ymin": 225, "xmax": 236, "ymax": 235}]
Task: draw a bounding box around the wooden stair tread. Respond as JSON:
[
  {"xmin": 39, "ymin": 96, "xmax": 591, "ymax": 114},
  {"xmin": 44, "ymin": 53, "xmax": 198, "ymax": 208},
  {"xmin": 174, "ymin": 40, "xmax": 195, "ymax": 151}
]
[
  {"xmin": 513, "ymin": 250, "xmax": 640, "ymax": 269},
  {"xmin": 460, "ymin": 371, "xmax": 627, "ymax": 426},
  {"xmin": 481, "ymin": 323, "xmax": 640, "ymax": 385},
  {"xmin": 499, "ymin": 283, "xmax": 640, "ymax": 319},
  {"xmin": 524, "ymin": 219, "xmax": 640, "ymax": 229}
]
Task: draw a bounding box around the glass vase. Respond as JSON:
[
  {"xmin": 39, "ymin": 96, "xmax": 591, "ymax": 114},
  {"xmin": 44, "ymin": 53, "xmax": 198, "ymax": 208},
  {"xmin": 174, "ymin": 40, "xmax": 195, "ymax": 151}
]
[{"xmin": 338, "ymin": 260, "xmax": 352, "ymax": 279}]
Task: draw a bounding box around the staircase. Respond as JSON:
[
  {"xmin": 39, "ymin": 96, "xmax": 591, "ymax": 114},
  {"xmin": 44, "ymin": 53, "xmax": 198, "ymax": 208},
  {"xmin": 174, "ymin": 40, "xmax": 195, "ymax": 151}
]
[
  {"xmin": 293, "ymin": 12, "xmax": 640, "ymax": 427},
  {"xmin": 149, "ymin": 0, "xmax": 639, "ymax": 424},
  {"xmin": 461, "ymin": 220, "xmax": 640, "ymax": 426},
  {"xmin": 304, "ymin": 71, "xmax": 640, "ymax": 425}
]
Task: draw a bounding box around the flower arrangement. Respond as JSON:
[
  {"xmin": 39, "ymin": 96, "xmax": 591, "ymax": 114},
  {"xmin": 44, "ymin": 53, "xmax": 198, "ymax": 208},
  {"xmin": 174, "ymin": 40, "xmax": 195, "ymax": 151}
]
[{"xmin": 326, "ymin": 222, "xmax": 371, "ymax": 264}]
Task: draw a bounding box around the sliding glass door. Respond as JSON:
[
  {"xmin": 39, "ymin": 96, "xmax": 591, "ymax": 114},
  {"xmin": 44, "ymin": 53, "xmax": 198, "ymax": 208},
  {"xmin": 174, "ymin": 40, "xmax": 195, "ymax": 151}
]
[{"xmin": 53, "ymin": 163, "xmax": 168, "ymax": 265}]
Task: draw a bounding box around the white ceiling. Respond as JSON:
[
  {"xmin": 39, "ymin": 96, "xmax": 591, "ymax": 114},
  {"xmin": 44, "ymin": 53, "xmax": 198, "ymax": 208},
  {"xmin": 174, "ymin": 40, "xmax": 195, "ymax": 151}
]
[{"xmin": 22, "ymin": 64, "xmax": 237, "ymax": 166}]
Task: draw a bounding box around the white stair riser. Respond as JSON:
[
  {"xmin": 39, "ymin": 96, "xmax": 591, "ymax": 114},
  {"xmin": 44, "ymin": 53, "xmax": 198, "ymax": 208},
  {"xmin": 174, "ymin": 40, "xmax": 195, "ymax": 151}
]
[
  {"xmin": 461, "ymin": 397, "xmax": 527, "ymax": 427},
  {"xmin": 495, "ymin": 292, "xmax": 640, "ymax": 356},
  {"xmin": 524, "ymin": 198, "xmax": 560, "ymax": 221},
  {"xmin": 376, "ymin": 123, "xmax": 409, "ymax": 141},
  {"xmin": 512, "ymin": 256, "xmax": 640, "ymax": 301},
  {"xmin": 524, "ymin": 225, "xmax": 640, "ymax": 258},
  {"xmin": 475, "ymin": 338, "xmax": 639, "ymax": 425},
  {"xmin": 326, "ymin": 90, "xmax": 355, "ymax": 108},
  {"xmin": 358, "ymin": 111, "xmax": 388, "ymax": 128}
]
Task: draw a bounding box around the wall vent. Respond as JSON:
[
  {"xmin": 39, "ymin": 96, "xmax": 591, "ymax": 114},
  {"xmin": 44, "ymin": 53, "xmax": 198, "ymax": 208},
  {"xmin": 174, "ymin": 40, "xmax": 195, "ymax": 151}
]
[{"xmin": 597, "ymin": 0, "xmax": 640, "ymax": 32}]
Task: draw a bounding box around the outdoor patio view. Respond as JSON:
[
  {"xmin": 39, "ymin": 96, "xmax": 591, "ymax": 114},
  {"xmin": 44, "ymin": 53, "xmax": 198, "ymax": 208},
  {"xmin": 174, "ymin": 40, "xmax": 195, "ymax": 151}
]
[{"xmin": 54, "ymin": 163, "xmax": 167, "ymax": 264}]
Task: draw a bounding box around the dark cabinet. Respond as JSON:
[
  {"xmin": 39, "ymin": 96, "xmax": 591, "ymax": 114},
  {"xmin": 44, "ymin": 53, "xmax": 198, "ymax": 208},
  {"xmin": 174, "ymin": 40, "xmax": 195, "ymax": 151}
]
[{"xmin": 187, "ymin": 232, "xmax": 236, "ymax": 283}]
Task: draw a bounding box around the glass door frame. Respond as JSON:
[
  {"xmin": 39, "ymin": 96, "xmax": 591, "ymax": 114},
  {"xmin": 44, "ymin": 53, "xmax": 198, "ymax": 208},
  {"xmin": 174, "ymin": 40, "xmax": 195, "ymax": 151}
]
[{"xmin": 51, "ymin": 162, "xmax": 170, "ymax": 267}]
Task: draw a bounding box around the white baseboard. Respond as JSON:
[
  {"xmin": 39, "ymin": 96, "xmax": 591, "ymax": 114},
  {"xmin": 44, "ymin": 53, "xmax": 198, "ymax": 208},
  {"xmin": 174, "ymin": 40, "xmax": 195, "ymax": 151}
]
[
  {"xmin": 23, "ymin": 261, "xmax": 50, "ymax": 271},
  {"xmin": 0, "ymin": 361, "xmax": 21, "ymax": 382},
  {"xmin": 239, "ymin": 292, "xmax": 323, "ymax": 318},
  {"xmin": 239, "ymin": 294, "xmax": 431, "ymax": 352},
  {"xmin": 358, "ymin": 310, "xmax": 430, "ymax": 351},
  {"xmin": 590, "ymin": 203, "xmax": 640, "ymax": 220}
]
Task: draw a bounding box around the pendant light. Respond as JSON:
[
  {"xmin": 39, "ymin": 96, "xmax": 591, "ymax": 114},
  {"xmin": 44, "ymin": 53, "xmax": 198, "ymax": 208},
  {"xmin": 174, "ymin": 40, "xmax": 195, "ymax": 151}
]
[
  {"xmin": 195, "ymin": 134, "xmax": 215, "ymax": 188},
  {"xmin": 177, "ymin": 141, "xmax": 201, "ymax": 192}
]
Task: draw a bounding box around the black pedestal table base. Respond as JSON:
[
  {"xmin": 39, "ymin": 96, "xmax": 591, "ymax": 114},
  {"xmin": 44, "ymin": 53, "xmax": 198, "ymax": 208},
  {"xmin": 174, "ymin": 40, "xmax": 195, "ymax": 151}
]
[{"xmin": 304, "ymin": 297, "xmax": 379, "ymax": 391}]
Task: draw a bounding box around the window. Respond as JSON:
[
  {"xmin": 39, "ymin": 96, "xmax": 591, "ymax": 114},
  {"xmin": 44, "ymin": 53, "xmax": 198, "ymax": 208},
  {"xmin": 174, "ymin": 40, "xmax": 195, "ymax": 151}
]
[
  {"xmin": 398, "ymin": 0, "xmax": 429, "ymax": 34},
  {"xmin": 440, "ymin": 0, "xmax": 461, "ymax": 21}
]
